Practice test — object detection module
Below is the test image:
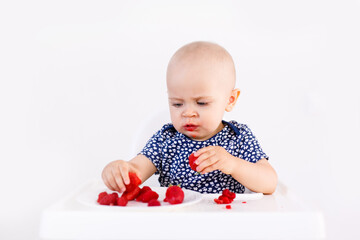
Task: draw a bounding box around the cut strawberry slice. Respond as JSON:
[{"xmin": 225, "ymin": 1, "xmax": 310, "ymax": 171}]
[
  {"xmin": 99, "ymin": 192, "xmax": 118, "ymax": 205},
  {"xmin": 222, "ymin": 189, "xmax": 236, "ymax": 200},
  {"xmin": 117, "ymin": 196, "xmax": 128, "ymax": 206},
  {"xmin": 121, "ymin": 186, "xmax": 141, "ymax": 201},
  {"xmin": 148, "ymin": 199, "xmax": 161, "ymax": 207},
  {"xmin": 214, "ymin": 189, "xmax": 236, "ymax": 205},
  {"xmin": 136, "ymin": 186, "xmax": 152, "ymax": 202},
  {"xmin": 97, "ymin": 191, "xmax": 108, "ymax": 203},
  {"xmin": 141, "ymin": 190, "xmax": 159, "ymax": 203},
  {"xmin": 218, "ymin": 195, "xmax": 232, "ymax": 204}
]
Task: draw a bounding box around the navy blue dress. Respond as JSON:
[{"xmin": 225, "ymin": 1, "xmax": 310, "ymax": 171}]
[{"xmin": 140, "ymin": 120, "xmax": 268, "ymax": 193}]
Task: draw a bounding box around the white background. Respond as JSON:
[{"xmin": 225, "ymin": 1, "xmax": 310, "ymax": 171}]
[{"xmin": 1, "ymin": 1, "xmax": 359, "ymax": 239}]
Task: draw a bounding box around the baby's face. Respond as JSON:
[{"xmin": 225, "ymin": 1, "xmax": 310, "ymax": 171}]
[{"xmin": 167, "ymin": 56, "xmax": 235, "ymax": 141}]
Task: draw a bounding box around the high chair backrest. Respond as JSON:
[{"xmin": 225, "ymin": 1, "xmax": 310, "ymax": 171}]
[{"xmin": 131, "ymin": 108, "xmax": 171, "ymax": 156}]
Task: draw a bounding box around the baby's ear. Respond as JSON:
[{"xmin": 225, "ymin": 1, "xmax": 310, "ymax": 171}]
[{"xmin": 225, "ymin": 88, "xmax": 240, "ymax": 112}]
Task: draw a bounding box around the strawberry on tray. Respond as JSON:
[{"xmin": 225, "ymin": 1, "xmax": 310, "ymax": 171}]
[{"xmin": 89, "ymin": 181, "xmax": 202, "ymax": 208}]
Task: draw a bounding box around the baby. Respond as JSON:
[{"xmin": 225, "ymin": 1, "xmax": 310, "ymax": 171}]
[{"xmin": 102, "ymin": 41, "xmax": 277, "ymax": 194}]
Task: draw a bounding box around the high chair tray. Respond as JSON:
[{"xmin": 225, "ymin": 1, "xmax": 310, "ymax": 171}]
[{"xmin": 40, "ymin": 180, "xmax": 325, "ymax": 240}]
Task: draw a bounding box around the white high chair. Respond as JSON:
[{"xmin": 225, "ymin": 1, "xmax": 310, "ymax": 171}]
[{"xmin": 39, "ymin": 109, "xmax": 326, "ymax": 240}]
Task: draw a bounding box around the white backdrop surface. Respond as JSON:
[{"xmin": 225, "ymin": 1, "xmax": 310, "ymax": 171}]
[{"xmin": 0, "ymin": 1, "xmax": 359, "ymax": 239}]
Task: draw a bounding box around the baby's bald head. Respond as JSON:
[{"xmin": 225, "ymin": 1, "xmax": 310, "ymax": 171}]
[
  {"xmin": 166, "ymin": 42, "xmax": 240, "ymax": 140},
  {"xmin": 166, "ymin": 41, "xmax": 236, "ymax": 92}
]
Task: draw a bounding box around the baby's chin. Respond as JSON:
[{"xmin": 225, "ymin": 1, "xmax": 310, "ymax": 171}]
[
  {"xmin": 184, "ymin": 132, "xmax": 212, "ymax": 141},
  {"xmin": 173, "ymin": 125, "xmax": 216, "ymax": 141}
]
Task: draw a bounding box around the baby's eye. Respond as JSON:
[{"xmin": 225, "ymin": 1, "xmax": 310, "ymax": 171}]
[
  {"xmin": 172, "ymin": 103, "xmax": 183, "ymax": 107},
  {"xmin": 197, "ymin": 102, "xmax": 208, "ymax": 106}
]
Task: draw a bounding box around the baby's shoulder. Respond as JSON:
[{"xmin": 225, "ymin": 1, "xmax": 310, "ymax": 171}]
[{"xmin": 227, "ymin": 120, "xmax": 252, "ymax": 135}]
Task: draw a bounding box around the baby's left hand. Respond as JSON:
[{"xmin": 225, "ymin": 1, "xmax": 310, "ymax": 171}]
[{"xmin": 194, "ymin": 146, "xmax": 236, "ymax": 175}]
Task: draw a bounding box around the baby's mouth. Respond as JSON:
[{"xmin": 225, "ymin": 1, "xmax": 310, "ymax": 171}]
[{"xmin": 184, "ymin": 124, "xmax": 198, "ymax": 131}]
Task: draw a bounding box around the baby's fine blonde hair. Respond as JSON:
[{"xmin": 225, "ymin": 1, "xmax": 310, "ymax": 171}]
[{"xmin": 167, "ymin": 41, "xmax": 236, "ymax": 90}]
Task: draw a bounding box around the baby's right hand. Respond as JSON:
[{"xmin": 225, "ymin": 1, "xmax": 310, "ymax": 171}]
[{"xmin": 101, "ymin": 160, "xmax": 139, "ymax": 193}]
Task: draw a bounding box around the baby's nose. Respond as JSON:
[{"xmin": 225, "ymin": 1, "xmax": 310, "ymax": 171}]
[{"xmin": 182, "ymin": 106, "xmax": 197, "ymax": 117}]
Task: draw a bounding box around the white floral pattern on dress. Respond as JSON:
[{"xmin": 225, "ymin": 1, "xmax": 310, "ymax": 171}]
[{"xmin": 140, "ymin": 120, "xmax": 268, "ymax": 194}]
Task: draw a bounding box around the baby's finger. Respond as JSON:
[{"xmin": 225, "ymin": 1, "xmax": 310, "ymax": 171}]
[
  {"xmin": 197, "ymin": 155, "xmax": 218, "ymax": 172},
  {"xmin": 194, "ymin": 146, "xmax": 213, "ymax": 157},
  {"xmin": 111, "ymin": 167, "xmax": 125, "ymax": 192},
  {"xmin": 102, "ymin": 174, "xmax": 113, "ymax": 191},
  {"xmin": 196, "ymin": 148, "xmax": 216, "ymax": 165},
  {"xmin": 119, "ymin": 163, "xmax": 130, "ymax": 186},
  {"xmin": 106, "ymin": 174, "xmax": 119, "ymax": 192},
  {"xmin": 201, "ymin": 161, "xmax": 220, "ymax": 174},
  {"xmin": 102, "ymin": 169, "xmax": 116, "ymax": 191}
]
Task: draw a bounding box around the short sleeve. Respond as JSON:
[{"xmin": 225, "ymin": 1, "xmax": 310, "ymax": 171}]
[{"xmin": 238, "ymin": 125, "xmax": 269, "ymax": 163}]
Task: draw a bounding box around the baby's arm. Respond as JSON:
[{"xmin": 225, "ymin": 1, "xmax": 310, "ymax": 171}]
[
  {"xmin": 229, "ymin": 158, "xmax": 277, "ymax": 194},
  {"xmin": 195, "ymin": 146, "xmax": 278, "ymax": 194},
  {"xmin": 101, "ymin": 154, "xmax": 157, "ymax": 193}
]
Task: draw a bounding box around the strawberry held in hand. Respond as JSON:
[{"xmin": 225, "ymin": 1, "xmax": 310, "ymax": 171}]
[
  {"xmin": 121, "ymin": 172, "xmax": 142, "ymax": 200},
  {"xmin": 164, "ymin": 185, "xmax": 184, "ymax": 204},
  {"xmin": 125, "ymin": 172, "xmax": 142, "ymax": 192},
  {"xmin": 189, "ymin": 153, "xmax": 199, "ymax": 172}
]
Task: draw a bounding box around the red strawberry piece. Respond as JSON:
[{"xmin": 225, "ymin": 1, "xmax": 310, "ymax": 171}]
[
  {"xmin": 125, "ymin": 172, "xmax": 142, "ymax": 192},
  {"xmin": 97, "ymin": 191, "xmax": 108, "ymax": 203},
  {"xmin": 214, "ymin": 198, "xmax": 223, "ymax": 204},
  {"xmin": 136, "ymin": 186, "xmax": 152, "ymax": 202},
  {"xmin": 117, "ymin": 196, "xmax": 128, "ymax": 206},
  {"xmin": 164, "ymin": 185, "xmax": 184, "ymax": 204},
  {"xmin": 141, "ymin": 190, "xmax": 159, "ymax": 203},
  {"xmin": 214, "ymin": 189, "xmax": 236, "ymax": 204},
  {"xmin": 189, "ymin": 153, "xmax": 199, "ymax": 172},
  {"xmin": 99, "ymin": 192, "xmax": 118, "ymax": 205},
  {"xmin": 147, "ymin": 199, "xmax": 161, "ymax": 207},
  {"xmin": 218, "ymin": 195, "xmax": 232, "ymax": 204},
  {"xmin": 219, "ymin": 195, "xmax": 233, "ymax": 203},
  {"xmin": 122, "ymin": 186, "xmax": 141, "ymax": 201},
  {"xmin": 222, "ymin": 189, "xmax": 236, "ymax": 200},
  {"xmin": 139, "ymin": 186, "xmax": 152, "ymax": 194},
  {"xmin": 226, "ymin": 205, "xmax": 232, "ymax": 209},
  {"xmin": 110, "ymin": 192, "xmax": 119, "ymax": 204},
  {"xmin": 111, "ymin": 192, "xmax": 119, "ymax": 198}
]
